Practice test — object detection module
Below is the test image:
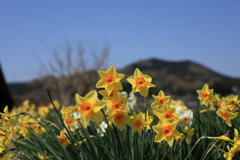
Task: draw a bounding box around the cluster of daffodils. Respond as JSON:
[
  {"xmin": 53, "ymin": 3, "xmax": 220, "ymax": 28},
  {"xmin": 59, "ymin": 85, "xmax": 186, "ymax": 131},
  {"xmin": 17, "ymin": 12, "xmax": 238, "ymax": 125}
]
[
  {"xmin": 0, "ymin": 99, "xmax": 65, "ymax": 159},
  {"xmin": 0, "ymin": 65, "xmax": 195, "ymax": 159},
  {"xmin": 197, "ymin": 84, "xmax": 240, "ymax": 159},
  {"xmin": 197, "ymin": 84, "xmax": 239, "ymax": 127},
  {"xmin": 73, "ymin": 66, "xmax": 194, "ymax": 146}
]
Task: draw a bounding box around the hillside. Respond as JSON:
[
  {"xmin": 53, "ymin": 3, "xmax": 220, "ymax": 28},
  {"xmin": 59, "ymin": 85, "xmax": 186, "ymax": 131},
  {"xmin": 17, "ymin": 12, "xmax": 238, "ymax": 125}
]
[
  {"xmin": 8, "ymin": 58, "xmax": 240, "ymax": 106},
  {"xmin": 119, "ymin": 58, "xmax": 240, "ymax": 96}
]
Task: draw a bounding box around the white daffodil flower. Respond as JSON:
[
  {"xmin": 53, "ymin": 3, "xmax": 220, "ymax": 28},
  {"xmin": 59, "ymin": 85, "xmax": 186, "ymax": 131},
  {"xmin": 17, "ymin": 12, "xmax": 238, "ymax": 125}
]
[
  {"xmin": 175, "ymin": 105, "xmax": 193, "ymax": 128},
  {"xmin": 128, "ymin": 93, "xmax": 137, "ymax": 109},
  {"xmin": 121, "ymin": 91, "xmax": 137, "ymax": 110},
  {"xmin": 97, "ymin": 121, "xmax": 108, "ymax": 137}
]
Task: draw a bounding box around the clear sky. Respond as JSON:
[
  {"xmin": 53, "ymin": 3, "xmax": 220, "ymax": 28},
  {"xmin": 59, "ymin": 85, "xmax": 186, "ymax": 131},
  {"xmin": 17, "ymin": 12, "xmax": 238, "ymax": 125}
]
[{"xmin": 1, "ymin": 1, "xmax": 240, "ymax": 83}]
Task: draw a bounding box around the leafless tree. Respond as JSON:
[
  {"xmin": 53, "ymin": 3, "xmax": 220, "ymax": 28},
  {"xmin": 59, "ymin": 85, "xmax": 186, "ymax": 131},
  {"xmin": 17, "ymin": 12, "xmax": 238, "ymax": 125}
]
[{"xmin": 37, "ymin": 42, "xmax": 110, "ymax": 106}]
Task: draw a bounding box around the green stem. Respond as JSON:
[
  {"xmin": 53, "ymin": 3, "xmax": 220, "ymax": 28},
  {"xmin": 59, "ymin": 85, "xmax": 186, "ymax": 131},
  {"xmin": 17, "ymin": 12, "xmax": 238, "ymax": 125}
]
[{"xmin": 145, "ymin": 97, "xmax": 147, "ymax": 121}]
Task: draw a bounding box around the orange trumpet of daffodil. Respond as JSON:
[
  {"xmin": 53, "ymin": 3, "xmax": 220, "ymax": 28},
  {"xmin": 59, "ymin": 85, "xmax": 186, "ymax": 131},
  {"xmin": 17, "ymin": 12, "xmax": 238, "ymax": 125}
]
[
  {"xmin": 196, "ymin": 84, "xmax": 215, "ymax": 106},
  {"xmin": 57, "ymin": 130, "xmax": 70, "ymax": 148},
  {"xmin": 127, "ymin": 68, "xmax": 156, "ymax": 97},
  {"xmin": 151, "ymin": 90, "xmax": 171, "ymax": 109},
  {"xmin": 96, "ymin": 65, "xmax": 125, "ymax": 95},
  {"xmin": 129, "ymin": 112, "xmax": 145, "ymax": 134},
  {"xmin": 107, "ymin": 111, "xmax": 131, "ymax": 131},
  {"xmin": 216, "ymin": 105, "xmax": 238, "ymax": 127},
  {"xmin": 152, "ymin": 118, "xmax": 181, "ymax": 147},
  {"xmin": 152, "ymin": 104, "xmax": 179, "ymax": 123},
  {"xmin": 105, "ymin": 92, "xmax": 129, "ymax": 116},
  {"xmin": 75, "ymin": 90, "xmax": 105, "ymax": 128}
]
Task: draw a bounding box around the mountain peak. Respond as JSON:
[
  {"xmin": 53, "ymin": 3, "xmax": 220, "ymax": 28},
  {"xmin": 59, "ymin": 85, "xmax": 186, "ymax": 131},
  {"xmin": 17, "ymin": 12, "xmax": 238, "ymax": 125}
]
[
  {"xmin": 120, "ymin": 58, "xmax": 240, "ymax": 96},
  {"xmin": 121, "ymin": 58, "xmax": 218, "ymax": 77}
]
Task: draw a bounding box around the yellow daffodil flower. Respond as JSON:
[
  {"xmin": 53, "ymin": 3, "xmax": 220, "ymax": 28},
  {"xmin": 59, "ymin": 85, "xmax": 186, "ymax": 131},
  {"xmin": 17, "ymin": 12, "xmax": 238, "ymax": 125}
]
[
  {"xmin": 107, "ymin": 111, "xmax": 131, "ymax": 131},
  {"xmin": 64, "ymin": 116, "xmax": 76, "ymax": 132},
  {"xmin": 98, "ymin": 89, "xmax": 120, "ymax": 102},
  {"xmin": 38, "ymin": 150, "xmax": 47, "ymax": 160},
  {"xmin": 196, "ymin": 84, "xmax": 215, "ymax": 106},
  {"xmin": 141, "ymin": 111, "xmax": 153, "ymax": 129},
  {"xmin": 22, "ymin": 99, "xmax": 30, "ymax": 109},
  {"xmin": 129, "ymin": 112, "xmax": 144, "ymax": 134},
  {"xmin": 127, "ymin": 68, "xmax": 156, "ymax": 97},
  {"xmin": 182, "ymin": 126, "xmax": 194, "ymax": 145},
  {"xmin": 57, "ymin": 130, "xmax": 70, "ymax": 148},
  {"xmin": 216, "ymin": 105, "xmax": 238, "ymax": 127},
  {"xmin": 151, "ymin": 90, "xmax": 171, "ymax": 108},
  {"xmin": 105, "ymin": 92, "xmax": 129, "ymax": 116},
  {"xmin": 170, "ymin": 99, "xmax": 183, "ymax": 107},
  {"xmin": 0, "ymin": 153, "xmax": 12, "ymax": 160},
  {"xmin": 152, "ymin": 119, "xmax": 181, "ymax": 147},
  {"xmin": 37, "ymin": 107, "xmax": 49, "ymax": 118},
  {"xmin": 152, "ymin": 104, "xmax": 179, "ymax": 123},
  {"xmin": 75, "ymin": 90, "xmax": 105, "ymax": 128},
  {"xmin": 222, "ymin": 95, "xmax": 240, "ymax": 111},
  {"xmin": 96, "ymin": 65, "xmax": 125, "ymax": 95},
  {"xmin": 48, "ymin": 100, "xmax": 61, "ymax": 110}
]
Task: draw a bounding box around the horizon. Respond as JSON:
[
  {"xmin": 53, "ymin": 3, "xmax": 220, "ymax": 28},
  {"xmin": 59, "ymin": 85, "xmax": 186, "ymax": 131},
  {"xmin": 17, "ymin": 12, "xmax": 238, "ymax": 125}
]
[{"xmin": 3, "ymin": 57, "xmax": 239, "ymax": 84}]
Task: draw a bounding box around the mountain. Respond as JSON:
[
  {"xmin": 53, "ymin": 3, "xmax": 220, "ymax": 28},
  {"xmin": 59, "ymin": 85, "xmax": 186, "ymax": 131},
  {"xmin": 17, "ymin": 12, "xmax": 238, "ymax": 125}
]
[
  {"xmin": 7, "ymin": 58, "xmax": 240, "ymax": 106},
  {"xmin": 120, "ymin": 58, "xmax": 240, "ymax": 95}
]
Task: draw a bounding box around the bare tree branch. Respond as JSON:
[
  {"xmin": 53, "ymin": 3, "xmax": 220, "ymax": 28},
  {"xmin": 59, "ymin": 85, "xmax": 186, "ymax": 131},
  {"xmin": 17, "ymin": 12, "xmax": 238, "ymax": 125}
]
[{"xmin": 37, "ymin": 41, "xmax": 110, "ymax": 105}]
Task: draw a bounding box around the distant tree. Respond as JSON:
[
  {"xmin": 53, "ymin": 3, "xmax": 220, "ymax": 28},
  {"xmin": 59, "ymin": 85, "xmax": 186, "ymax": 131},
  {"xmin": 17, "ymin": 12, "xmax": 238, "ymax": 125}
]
[
  {"xmin": 0, "ymin": 64, "xmax": 14, "ymax": 111},
  {"xmin": 37, "ymin": 41, "xmax": 110, "ymax": 106}
]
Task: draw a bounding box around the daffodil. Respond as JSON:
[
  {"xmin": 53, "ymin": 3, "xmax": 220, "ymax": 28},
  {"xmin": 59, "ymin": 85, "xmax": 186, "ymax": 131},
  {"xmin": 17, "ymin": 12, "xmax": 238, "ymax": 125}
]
[
  {"xmin": 213, "ymin": 94, "xmax": 224, "ymax": 109},
  {"xmin": 153, "ymin": 104, "xmax": 179, "ymax": 123},
  {"xmin": 232, "ymin": 129, "xmax": 240, "ymax": 153},
  {"xmin": 175, "ymin": 105, "xmax": 193, "ymax": 128},
  {"xmin": 216, "ymin": 105, "xmax": 238, "ymax": 127},
  {"xmin": 0, "ymin": 106, "xmax": 15, "ymax": 129},
  {"xmin": 97, "ymin": 121, "xmax": 108, "ymax": 137},
  {"xmin": 196, "ymin": 84, "xmax": 215, "ymax": 106},
  {"xmin": 98, "ymin": 89, "xmax": 120, "ymax": 101},
  {"xmin": 141, "ymin": 111, "xmax": 153, "ymax": 129},
  {"xmin": 170, "ymin": 99, "xmax": 183, "ymax": 107},
  {"xmin": 121, "ymin": 91, "xmax": 138, "ymax": 109},
  {"xmin": 152, "ymin": 119, "xmax": 181, "ymax": 147},
  {"xmin": 38, "ymin": 150, "xmax": 47, "ymax": 160},
  {"xmin": 37, "ymin": 107, "xmax": 49, "ymax": 118},
  {"xmin": 151, "ymin": 90, "xmax": 171, "ymax": 109},
  {"xmin": 32, "ymin": 123, "xmax": 47, "ymax": 135},
  {"xmin": 0, "ymin": 153, "xmax": 12, "ymax": 160},
  {"xmin": 127, "ymin": 68, "xmax": 156, "ymax": 97},
  {"xmin": 128, "ymin": 93, "xmax": 137, "ymax": 109},
  {"xmin": 223, "ymin": 95, "xmax": 240, "ymax": 111},
  {"xmin": 30, "ymin": 118, "xmax": 47, "ymax": 135},
  {"xmin": 57, "ymin": 130, "xmax": 70, "ymax": 148},
  {"xmin": 129, "ymin": 112, "xmax": 144, "ymax": 134},
  {"xmin": 107, "ymin": 111, "xmax": 131, "ymax": 131},
  {"xmin": 48, "ymin": 100, "xmax": 61, "ymax": 110},
  {"xmin": 27, "ymin": 104, "xmax": 38, "ymax": 117},
  {"xmin": 14, "ymin": 124, "xmax": 30, "ymax": 138},
  {"xmin": 0, "ymin": 144, "xmax": 5, "ymax": 154},
  {"xmin": 182, "ymin": 126, "xmax": 194, "ymax": 145},
  {"xmin": 96, "ymin": 66, "xmax": 125, "ymax": 95},
  {"xmin": 224, "ymin": 145, "xmax": 237, "ymax": 160},
  {"xmin": 22, "ymin": 99, "xmax": 30, "ymax": 109},
  {"xmin": 0, "ymin": 131, "xmax": 10, "ymax": 147},
  {"xmin": 64, "ymin": 116, "xmax": 76, "ymax": 132},
  {"xmin": 75, "ymin": 90, "xmax": 105, "ymax": 128},
  {"xmin": 105, "ymin": 93, "xmax": 129, "ymax": 116}
]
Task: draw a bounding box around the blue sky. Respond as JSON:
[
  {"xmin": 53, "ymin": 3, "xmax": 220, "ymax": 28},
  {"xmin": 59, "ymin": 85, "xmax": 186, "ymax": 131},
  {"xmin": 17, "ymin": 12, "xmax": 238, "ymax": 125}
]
[{"xmin": 1, "ymin": 1, "xmax": 240, "ymax": 83}]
